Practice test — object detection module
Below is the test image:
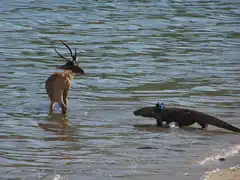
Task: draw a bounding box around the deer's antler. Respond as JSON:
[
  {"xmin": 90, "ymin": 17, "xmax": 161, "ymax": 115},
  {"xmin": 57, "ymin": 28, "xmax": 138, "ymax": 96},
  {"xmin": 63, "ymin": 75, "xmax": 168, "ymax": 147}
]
[
  {"xmin": 60, "ymin": 40, "xmax": 75, "ymax": 59},
  {"xmin": 55, "ymin": 40, "xmax": 78, "ymax": 62},
  {"xmin": 73, "ymin": 48, "xmax": 77, "ymax": 61},
  {"xmin": 54, "ymin": 48, "xmax": 69, "ymax": 61}
]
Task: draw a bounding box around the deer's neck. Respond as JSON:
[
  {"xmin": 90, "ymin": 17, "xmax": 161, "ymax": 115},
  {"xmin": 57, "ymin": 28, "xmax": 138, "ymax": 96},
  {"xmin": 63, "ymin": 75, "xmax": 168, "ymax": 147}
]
[{"xmin": 63, "ymin": 70, "xmax": 74, "ymax": 81}]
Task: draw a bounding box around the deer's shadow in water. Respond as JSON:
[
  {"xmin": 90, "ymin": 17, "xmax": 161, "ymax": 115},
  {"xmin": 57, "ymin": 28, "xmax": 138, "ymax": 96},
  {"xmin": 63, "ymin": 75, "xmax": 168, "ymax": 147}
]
[{"xmin": 38, "ymin": 113, "xmax": 78, "ymax": 142}]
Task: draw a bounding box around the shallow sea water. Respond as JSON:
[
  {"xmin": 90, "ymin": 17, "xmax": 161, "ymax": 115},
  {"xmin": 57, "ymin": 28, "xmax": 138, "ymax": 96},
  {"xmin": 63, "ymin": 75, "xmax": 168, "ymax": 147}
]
[{"xmin": 0, "ymin": 0, "xmax": 240, "ymax": 179}]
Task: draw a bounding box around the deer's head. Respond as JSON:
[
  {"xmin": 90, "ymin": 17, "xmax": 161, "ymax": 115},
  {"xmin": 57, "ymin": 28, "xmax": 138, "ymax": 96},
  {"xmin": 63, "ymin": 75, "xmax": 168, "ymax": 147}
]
[{"xmin": 54, "ymin": 40, "xmax": 85, "ymax": 75}]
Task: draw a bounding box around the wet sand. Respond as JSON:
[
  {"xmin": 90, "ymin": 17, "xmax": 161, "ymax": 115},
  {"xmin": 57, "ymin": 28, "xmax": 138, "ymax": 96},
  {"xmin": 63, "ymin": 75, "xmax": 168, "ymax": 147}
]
[{"xmin": 205, "ymin": 165, "xmax": 240, "ymax": 180}]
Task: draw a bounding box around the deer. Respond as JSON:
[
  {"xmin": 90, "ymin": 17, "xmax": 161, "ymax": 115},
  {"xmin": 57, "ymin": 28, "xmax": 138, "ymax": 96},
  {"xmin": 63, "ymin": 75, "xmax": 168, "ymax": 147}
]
[{"xmin": 45, "ymin": 40, "xmax": 85, "ymax": 115}]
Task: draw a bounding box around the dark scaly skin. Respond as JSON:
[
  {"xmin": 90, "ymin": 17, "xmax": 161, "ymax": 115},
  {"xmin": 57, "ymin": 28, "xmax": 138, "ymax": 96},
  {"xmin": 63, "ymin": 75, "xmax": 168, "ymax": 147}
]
[{"xmin": 133, "ymin": 106, "xmax": 240, "ymax": 133}]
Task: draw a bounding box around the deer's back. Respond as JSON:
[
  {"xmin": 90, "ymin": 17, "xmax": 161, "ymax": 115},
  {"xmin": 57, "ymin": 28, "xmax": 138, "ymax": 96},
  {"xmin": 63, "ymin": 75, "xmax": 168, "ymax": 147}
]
[{"xmin": 45, "ymin": 72, "xmax": 72, "ymax": 101}]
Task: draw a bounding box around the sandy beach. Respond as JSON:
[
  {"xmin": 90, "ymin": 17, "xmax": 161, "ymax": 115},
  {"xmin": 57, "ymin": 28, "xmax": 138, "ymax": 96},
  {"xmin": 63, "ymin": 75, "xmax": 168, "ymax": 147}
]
[{"xmin": 205, "ymin": 165, "xmax": 240, "ymax": 180}]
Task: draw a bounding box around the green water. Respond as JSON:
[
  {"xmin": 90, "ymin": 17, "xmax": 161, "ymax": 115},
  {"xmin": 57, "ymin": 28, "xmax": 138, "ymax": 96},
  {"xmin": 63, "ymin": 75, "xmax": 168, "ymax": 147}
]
[{"xmin": 0, "ymin": 0, "xmax": 239, "ymax": 179}]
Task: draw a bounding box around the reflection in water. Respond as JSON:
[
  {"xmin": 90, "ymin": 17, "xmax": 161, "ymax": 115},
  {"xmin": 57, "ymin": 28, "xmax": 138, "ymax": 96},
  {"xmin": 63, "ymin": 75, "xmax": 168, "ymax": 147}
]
[
  {"xmin": 134, "ymin": 124, "xmax": 173, "ymax": 133},
  {"xmin": 1, "ymin": 0, "xmax": 240, "ymax": 179},
  {"xmin": 134, "ymin": 124, "xmax": 237, "ymax": 135},
  {"xmin": 38, "ymin": 114, "xmax": 77, "ymax": 142}
]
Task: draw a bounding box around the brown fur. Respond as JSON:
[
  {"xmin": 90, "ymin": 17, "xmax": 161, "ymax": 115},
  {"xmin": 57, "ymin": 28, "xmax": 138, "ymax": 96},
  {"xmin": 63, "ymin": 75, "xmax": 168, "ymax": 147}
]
[{"xmin": 45, "ymin": 41, "xmax": 84, "ymax": 115}]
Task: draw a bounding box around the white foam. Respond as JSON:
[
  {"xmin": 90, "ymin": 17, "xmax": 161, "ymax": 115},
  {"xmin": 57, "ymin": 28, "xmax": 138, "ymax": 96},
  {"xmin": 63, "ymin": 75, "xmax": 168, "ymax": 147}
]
[{"xmin": 198, "ymin": 144, "xmax": 240, "ymax": 165}]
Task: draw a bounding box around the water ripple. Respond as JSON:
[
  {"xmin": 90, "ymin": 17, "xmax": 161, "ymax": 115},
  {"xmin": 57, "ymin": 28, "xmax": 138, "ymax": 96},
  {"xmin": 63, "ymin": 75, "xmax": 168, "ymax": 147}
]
[{"xmin": 0, "ymin": 0, "xmax": 240, "ymax": 179}]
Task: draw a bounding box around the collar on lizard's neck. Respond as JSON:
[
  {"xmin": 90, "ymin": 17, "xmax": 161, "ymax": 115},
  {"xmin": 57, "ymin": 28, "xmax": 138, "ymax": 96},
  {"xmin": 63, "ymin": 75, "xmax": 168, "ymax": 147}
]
[{"xmin": 156, "ymin": 102, "xmax": 165, "ymax": 112}]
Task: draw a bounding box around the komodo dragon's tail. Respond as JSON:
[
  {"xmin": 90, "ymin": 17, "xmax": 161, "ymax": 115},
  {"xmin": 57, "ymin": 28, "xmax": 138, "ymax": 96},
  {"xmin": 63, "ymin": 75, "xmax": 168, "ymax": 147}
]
[{"xmin": 198, "ymin": 113, "xmax": 240, "ymax": 133}]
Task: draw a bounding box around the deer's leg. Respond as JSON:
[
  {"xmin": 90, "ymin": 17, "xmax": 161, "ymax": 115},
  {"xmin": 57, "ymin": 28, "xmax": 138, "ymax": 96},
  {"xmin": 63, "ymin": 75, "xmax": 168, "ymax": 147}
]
[
  {"xmin": 49, "ymin": 100, "xmax": 55, "ymax": 115},
  {"xmin": 52, "ymin": 89, "xmax": 67, "ymax": 115},
  {"xmin": 63, "ymin": 89, "xmax": 69, "ymax": 112},
  {"xmin": 57, "ymin": 90, "xmax": 67, "ymax": 115},
  {"xmin": 58, "ymin": 97, "xmax": 67, "ymax": 115}
]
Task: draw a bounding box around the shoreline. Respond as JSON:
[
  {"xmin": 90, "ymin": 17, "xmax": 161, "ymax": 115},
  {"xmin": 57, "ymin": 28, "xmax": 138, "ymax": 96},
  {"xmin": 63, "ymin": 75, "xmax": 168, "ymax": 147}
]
[{"xmin": 204, "ymin": 165, "xmax": 240, "ymax": 180}]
